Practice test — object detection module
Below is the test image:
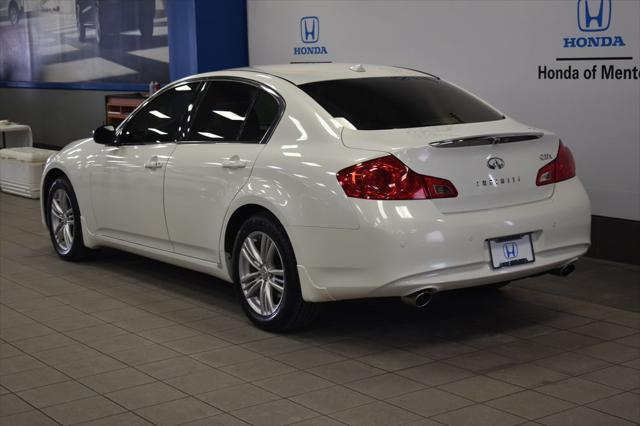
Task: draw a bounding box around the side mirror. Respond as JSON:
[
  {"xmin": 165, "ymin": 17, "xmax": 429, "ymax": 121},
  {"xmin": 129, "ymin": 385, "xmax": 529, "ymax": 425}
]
[{"xmin": 93, "ymin": 125, "xmax": 116, "ymax": 145}]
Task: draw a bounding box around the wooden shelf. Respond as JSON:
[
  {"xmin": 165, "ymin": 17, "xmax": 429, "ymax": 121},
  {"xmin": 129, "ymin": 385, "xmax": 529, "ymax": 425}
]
[{"xmin": 105, "ymin": 93, "xmax": 147, "ymax": 126}]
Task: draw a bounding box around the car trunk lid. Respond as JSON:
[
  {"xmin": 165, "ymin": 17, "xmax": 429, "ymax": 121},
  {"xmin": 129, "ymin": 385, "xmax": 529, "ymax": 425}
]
[{"xmin": 340, "ymin": 119, "xmax": 559, "ymax": 213}]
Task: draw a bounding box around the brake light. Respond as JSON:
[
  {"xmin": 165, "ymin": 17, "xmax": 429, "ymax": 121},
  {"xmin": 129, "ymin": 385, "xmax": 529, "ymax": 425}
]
[
  {"xmin": 336, "ymin": 155, "xmax": 458, "ymax": 200},
  {"xmin": 536, "ymin": 141, "xmax": 576, "ymax": 186}
]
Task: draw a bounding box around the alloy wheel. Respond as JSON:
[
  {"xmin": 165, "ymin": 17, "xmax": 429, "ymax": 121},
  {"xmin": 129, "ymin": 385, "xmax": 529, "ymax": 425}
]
[
  {"xmin": 239, "ymin": 231, "xmax": 285, "ymax": 317},
  {"xmin": 50, "ymin": 189, "xmax": 75, "ymax": 254}
]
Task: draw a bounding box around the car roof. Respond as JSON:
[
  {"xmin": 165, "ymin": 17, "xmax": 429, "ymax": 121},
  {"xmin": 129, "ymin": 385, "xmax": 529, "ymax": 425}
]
[{"xmin": 185, "ymin": 63, "xmax": 435, "ymax": 86}]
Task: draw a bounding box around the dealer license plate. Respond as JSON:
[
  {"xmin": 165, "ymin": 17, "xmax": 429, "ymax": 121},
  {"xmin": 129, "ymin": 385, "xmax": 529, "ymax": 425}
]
[{"xmin": 488, "ymin": 234, "xmax": 535, "ymax": 269}]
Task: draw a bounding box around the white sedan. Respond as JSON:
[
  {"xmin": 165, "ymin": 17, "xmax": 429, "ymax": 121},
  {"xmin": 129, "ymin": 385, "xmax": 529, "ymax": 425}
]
[{"xmin": 41, "ymin": 64, "xmax": 591, "ymax": 330}]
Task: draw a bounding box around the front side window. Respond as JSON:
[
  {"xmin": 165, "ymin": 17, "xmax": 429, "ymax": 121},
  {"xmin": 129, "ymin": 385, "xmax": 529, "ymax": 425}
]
[
  {"xmin": 120, "ymin": 82, "xmax": 199, "ymax": 144},
  {"xmin": 300, "ymin": 76, "xmax": 504, "ymax": 131}
]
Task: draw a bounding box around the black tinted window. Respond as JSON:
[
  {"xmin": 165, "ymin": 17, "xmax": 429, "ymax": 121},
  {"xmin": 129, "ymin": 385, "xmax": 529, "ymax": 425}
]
[
  {"xmin": 300, "ymin": 77, "xmax": 504, "ymax": 130},
  {"xmin": 188, "ymin": 81, "xmax": 257, "ymax": 141},
  {"xmin": 238, "ymin": 90, "xmax": 280, "ymax": 143},
  {"xmin": 120, "ymin": 83, "xmax": 199, "ymax": 144}
]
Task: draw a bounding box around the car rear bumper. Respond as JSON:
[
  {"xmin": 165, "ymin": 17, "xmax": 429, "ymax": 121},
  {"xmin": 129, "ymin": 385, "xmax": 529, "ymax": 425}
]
[{"xmin": 288, "ymin": 178, "xmax": 591, "ymax": 302}]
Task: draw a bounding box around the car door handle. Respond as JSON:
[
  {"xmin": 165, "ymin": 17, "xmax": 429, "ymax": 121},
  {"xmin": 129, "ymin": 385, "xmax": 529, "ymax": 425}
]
[
  {"xmin": 222, "ymin": 157, "xmax": 247, "ymax": 169},
  {"xmin": 144, "ymin": 156, "xmax": 163, "ymax": 170}
]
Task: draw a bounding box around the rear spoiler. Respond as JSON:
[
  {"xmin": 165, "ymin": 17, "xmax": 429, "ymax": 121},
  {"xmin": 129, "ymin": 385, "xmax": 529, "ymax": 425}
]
[{"xmin": 429, "ymin": 133, "xmax": 544, "ymax": 148}]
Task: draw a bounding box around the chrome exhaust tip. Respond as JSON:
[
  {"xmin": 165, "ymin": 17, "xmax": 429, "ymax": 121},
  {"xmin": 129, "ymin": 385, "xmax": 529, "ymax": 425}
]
[
  {"xmin": 401, "ymin": 289, "xmax": 435, "ymax": 308},
  {"xmin": 550, "ymin": 263, "xmax": 576, "ymax": 277}
]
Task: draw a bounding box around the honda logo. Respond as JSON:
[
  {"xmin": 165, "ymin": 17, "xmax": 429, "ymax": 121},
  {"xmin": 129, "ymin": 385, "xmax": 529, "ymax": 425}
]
[
  {"xmin": 577, "ymin": 0, "xmax": 611, "ymax": 32},
  {"xmin": 300, "ymin": 16, "xmax": 319, "ymax": 43},
  {"xmin": 503, "ymin": 242, "xmax": 518, "ymax": 259},
  {"xmin": 487, "ymin": 157, "xmax": 505, "ymax": 170}
]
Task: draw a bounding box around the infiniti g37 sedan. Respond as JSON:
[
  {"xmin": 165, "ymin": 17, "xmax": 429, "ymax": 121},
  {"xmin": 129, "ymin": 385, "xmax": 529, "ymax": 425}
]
[{"xmin": 40, "ymin": 64, "xmax": 591, "ymax": 330}]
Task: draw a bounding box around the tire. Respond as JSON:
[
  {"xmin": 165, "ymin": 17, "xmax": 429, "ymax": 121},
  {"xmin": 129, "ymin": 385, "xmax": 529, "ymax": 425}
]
[
  {"xmin": 232, "ymin": 213, "xmax": 319, "ymax": 331},
  {"xmin": 8, "ymin": 2, "xmax": 19, "ymax": 25},
  {"xmin": 46, "ymin": 177, "xmax": 89, "ymax": 261},
  {"xmin": 76, "ymin": 4, "xmax": 86, "ymax": 42}
]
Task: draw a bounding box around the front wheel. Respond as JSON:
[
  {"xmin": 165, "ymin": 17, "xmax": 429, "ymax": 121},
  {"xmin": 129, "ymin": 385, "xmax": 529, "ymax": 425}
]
[
  {"xmin": 46, "ymin": 178, "xmax": 89, "ymax": 261},
  {"xmin": 232, "ymin": 213, "xmax": 319, "ymax": 331}
]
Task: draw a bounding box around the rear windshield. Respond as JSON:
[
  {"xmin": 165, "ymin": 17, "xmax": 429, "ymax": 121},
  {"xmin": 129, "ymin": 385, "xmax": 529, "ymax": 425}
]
[{"xmin": 299, "ymin": 76, "xmax": 504, "ymax": 130}]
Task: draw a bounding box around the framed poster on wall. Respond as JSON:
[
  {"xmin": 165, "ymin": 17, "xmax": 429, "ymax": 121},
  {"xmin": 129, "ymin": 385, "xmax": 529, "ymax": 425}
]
[{"xmin": 0, "ymin": 0, "xmax": 169, "ymax": 90}]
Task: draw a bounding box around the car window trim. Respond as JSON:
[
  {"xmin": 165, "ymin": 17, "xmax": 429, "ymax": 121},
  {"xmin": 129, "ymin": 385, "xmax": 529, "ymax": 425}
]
[{"xmin": 177, "ymin": 76, "xmax": 285, "ymax": 146}]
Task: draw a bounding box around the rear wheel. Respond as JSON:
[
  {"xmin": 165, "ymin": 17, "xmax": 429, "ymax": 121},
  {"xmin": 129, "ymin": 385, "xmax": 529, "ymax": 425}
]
[
  {"xmin": 46, "ymin": 178, "xmax": 89, "ymax": 261},
  {"xmin": 232, "ymin": 214, "xmax": 319, "ymax": 331}
]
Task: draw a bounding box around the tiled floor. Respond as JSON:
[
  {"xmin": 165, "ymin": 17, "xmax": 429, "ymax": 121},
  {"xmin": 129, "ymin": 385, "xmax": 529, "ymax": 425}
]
[{"xmin": 1, "ymin": 192, "xmax": 639, "ymax": 426}]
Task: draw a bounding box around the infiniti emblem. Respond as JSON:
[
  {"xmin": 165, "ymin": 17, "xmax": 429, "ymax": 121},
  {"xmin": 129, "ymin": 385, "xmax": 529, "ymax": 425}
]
[{"xmin": 487, "ymin": 157, "xmax": 506, "ymax": 170}]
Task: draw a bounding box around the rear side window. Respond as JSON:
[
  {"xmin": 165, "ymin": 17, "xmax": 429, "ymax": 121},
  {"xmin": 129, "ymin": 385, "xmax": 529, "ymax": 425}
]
[
  {"xmin": 300, "ymin": 77, "xmax": 504, "ymax": 130},
  {"xmin": 238, "ymin": 90, "xmax": 280, "ymax": 142},
  {"xmin": 188, "ymin": 81, "xmax": 258, "ymax": 141},
  {"xmin": 187, "ymin": 81, "xmax": 280, "ymax": 143}
]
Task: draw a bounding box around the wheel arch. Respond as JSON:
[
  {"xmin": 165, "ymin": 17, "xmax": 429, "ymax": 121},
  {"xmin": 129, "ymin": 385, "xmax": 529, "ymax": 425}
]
[
  {"xmin": 41, "ymin": 168, "xmax": 69, "ymax": 228},
  {"xmin": 223, "ymin": 203, "xmax": 286, "ymax": 261}
]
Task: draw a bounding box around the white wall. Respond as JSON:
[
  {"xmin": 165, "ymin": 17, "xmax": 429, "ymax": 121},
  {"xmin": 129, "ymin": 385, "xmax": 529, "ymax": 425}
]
[{"xmin": 248, "ymin": 0, "xmax": 640, "ymax": 221}]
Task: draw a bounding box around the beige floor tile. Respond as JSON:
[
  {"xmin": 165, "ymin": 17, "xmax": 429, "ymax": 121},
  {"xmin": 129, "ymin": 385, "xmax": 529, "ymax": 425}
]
[
  {"xmin": 291, "ymin": 385, "xmax": 373, "ymax": 414},
  {"xmin": 137, "ymin": 356, "xmax": 211, "ymax": 380},
  {"xmin": 538, "ymin": 406, "xmax": 633, "ymax": 426},
  {"xmin": 254, "ymin": 371, "xmax": 334, "ymax": 397},
  {"xmin": 346, "ymin": 373, "xmax": 425, "ymax": 399},
  {"xmin": 79, "ymin": 368, "xmax": 155, "ymax": 394},
  {"xmin": 221, "ymin": 357, "xmax": 297, "ymax": 382},
  {"xmin": 396, "ymin": 362, "xmax": 473, "ymax": 386},
  {"xmin": 581, "ymin": 365, "xmax": 640, "ymax": 391},
  {"xmin": 487, "ymin": 363, "xmax": 568, "ymax": 388},
  {"xmin": 232, "ymin": 399, "xmax": 317, "ymax": 426},
  {"xmin": 330, "ymin": 401, "xmax": 421, "ymax": 426},
  {"xmin": 17, "ymin": 380, "xmax": 95, "ymax": 408},
  {"xmin": 135, "ymin": 397, "xmax": 220, "ymax": 426},
  {"xmin": 42, "ymin": 395, "xmax": 126, "ymax": 425},
  {"xmin": 389, "ymin": 388, "xmax": 473, "ymax": 418},
  {"xmin": 0, "ymin": 394, "xmax": 33, "ymax": 416},
  {"xmin": 106, "ymin": 381, "xmax": 187, "ymax": 410},
  {"xmin": 0, "ymin": 366, "xmax": 68, "ymax": 392},
  {"xmin": 536, "ymin": 377, "xmax": 622, "ymax": 404},
  {"xmin": 588, "ymin": 392, "xmax": 640, "ymax": 424},
  {"xmin": 439, "ymin": 375, "xmax": 523, "ymax": 403},
  {"xmin": 432, "ymin": 404, "xmax": 526, "ymax": 426},
  {"xmin": 306, "ymin": 360, "xmax": 385, "ymax": 384},
  {"xmin": 197, "ymin": 383, "xmax": 280, "ymax": 412},
  {"xmin": 487, "ymin": 390, "xmax": 575, "ymax": 420},
  {"xmin": 0, "ymin": 409, "xmax": 59, "ymax": 426},
  {"xmin": 165, "ymin": 369, "xmax": 242, "ymax": 395}
]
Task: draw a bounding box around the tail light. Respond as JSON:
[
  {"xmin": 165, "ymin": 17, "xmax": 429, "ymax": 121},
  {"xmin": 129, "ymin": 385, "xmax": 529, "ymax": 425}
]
[
  {"xmin": 536, "ymin": 141, "xmax": 576, "ymax": 186},
  {"xmin": 336, "ymin": 155, "xmax": 458, "ymax": 200}
]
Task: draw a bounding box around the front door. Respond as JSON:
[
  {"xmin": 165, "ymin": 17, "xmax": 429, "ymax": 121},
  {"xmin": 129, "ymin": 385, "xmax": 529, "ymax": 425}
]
[{"xmin": 90, "ymin": 81, "xmax": 200, "ymax": 250}]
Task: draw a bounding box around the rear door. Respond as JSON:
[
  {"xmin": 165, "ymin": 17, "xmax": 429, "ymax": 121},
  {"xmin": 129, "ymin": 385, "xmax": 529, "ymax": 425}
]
[{"xmin": 164, "ymin": 79, "xmax": 282, "ymax": 262}]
